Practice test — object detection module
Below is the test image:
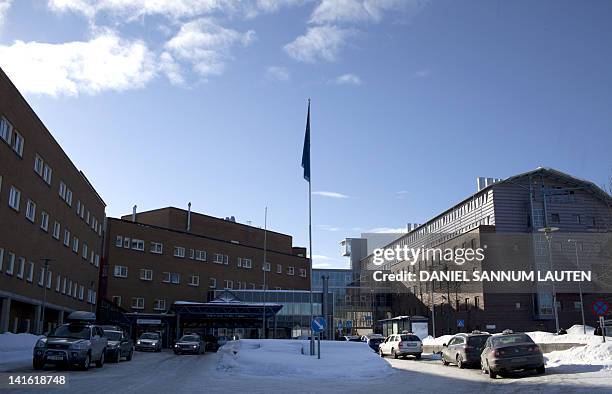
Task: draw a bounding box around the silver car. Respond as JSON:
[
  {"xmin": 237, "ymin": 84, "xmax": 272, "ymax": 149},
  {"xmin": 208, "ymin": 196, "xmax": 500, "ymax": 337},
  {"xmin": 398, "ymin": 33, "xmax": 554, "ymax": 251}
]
[
  {"xmin": 378, "ymin": 334, "xmax": 422, "ymax": 359},
  {"xmin": 135, "ymin": 332, "xmax": 162, "ymax": 352}
]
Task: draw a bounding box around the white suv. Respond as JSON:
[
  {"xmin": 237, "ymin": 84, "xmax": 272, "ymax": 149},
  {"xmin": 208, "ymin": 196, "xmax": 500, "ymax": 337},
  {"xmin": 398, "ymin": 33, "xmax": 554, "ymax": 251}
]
[{"xmin": 379, "ymin": 333, "xmax": 422, "ymax": 359}]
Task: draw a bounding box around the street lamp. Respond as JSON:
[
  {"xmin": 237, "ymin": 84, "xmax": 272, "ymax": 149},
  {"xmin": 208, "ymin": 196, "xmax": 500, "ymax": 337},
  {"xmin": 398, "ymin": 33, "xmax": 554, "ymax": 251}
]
[
  {"xmin": 538, "ymin": 227, "xmax": 559, "ymax": 333},
  {"xmin": 40, "ymin": 258, "xmax": 54, "ymax": 335},
  {"xmin": 568, "ymin": 239, "xmax": 586, "ymax": 334}
]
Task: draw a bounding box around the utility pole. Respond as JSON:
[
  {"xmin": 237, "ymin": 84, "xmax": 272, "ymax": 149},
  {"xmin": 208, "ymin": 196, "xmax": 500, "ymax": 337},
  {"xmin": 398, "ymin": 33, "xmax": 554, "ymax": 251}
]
[
  {"xmin": 539, "ymin": 227, "xmax": 560, "ymax": 333},
  {"xmin": 262, "ymin": 207, "xmax": 268, "ymax": 340},
  {"xmin": 40, "ymin": 258, "xmax": 53, "ymax": 334},
  {"xmin": 568, "ymin": 239, "xmax": 586, "ymax": 334}
]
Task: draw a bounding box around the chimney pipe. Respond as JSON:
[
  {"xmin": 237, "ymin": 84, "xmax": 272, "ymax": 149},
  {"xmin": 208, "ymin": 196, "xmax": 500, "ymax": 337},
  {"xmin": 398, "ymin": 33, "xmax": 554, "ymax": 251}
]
[
  {"xmin": 187, "ymin": 202, "xmax": 192, "ymax": 232},
  {"xmin": 132, "ymin": 205, "xmax": 137, "ymax": 222}
]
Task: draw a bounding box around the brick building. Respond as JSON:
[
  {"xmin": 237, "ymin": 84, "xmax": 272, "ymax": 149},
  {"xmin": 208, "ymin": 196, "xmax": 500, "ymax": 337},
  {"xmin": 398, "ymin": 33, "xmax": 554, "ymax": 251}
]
[{"xmin": 0, "ymin": 68, "xmax": 106, "ymax": 334}]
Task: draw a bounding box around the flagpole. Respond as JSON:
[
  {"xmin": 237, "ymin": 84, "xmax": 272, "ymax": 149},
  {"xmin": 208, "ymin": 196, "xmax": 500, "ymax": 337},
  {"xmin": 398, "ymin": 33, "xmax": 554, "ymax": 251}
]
[
  {"xmin": 262, "ymin": 206, "xmax": 268, "ymax": 340},
  {"xmin": 307, "ymin": 99, "xmax": 315, "ymax": 356}
]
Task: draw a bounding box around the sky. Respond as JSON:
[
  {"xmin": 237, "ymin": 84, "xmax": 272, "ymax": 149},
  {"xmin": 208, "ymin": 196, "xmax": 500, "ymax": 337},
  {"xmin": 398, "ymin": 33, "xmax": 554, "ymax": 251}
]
[{"xmin": 0, "ymin": 0, "xmax": 611, "ymax": 269}]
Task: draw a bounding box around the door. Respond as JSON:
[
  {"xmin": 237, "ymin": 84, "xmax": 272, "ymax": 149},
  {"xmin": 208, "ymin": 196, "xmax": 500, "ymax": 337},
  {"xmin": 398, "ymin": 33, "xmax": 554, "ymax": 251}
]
[{"xmin": 444, "ymin": 337, "xmax": 457, "ymax": 361}]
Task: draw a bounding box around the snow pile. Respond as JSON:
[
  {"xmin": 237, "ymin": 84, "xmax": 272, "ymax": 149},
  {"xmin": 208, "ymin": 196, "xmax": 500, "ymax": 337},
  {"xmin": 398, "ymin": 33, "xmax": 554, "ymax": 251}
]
[
  {"xmin": 422, "ymin": 335, "xmax": 453, "ymax": 346},
  {"xmin": 545, "ymin": 342, "xmax": 612, "ymax": 369},
  {"xmin": 526, "ymin": 326, "xmax": 609, "ymax": 346},
  {"xmin": 217, "ymin": 339, "xmax": 392, "ymax": 379},
  {"xmin": 0, "ymin": 332, "xmax": 41, "ymax": 367}
]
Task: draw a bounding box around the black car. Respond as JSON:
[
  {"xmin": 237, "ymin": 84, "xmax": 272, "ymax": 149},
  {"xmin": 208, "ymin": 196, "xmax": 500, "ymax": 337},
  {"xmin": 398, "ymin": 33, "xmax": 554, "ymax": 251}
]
[
  {"xmin": 480, "ymin": 330, "xmax": 545, "ymax": 378},
  {"xmin": 173, "ymin": 334, "xmax": 206, "ymax": 355},
  {"xmin": 104, "ymin": 329, "xmax": 134, "ymax": 363},
  {"xmin": 33, "ymin": 312, "xmax": 107, "ymax": 370},
  {"xmin": 441, "ymin": 331, "xmax": 491, "ymax": 368},
  {"xmin": 366, "ymin": 336, "xmax": 385, "ymax": 352}
]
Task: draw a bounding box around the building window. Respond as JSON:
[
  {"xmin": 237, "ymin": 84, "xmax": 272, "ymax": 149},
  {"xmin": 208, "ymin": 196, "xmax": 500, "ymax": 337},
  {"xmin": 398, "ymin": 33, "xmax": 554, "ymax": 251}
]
[
  {"xmin": 26, "ymin": 261, "xmax": 34, "ymax": 283},
  {"xmin": 209, "ymin": 277, "xmax": 217, "ymax": 288},
  {"xmin": 46, "ymin": 270, "xmax": 52, "ymax": 289},
  {"xmin": 214, "ymin": 253, "xmax": 228, "ymax": 265},
  {"xmin": 131, "ymin": 298, "xmax": 144, "ymax": 310},
  {"xmin": 140, "ymin": 269, "xmax": 153, "ymax": 281},
  {"xmin": 238, "ymin": 258, "xmax": 252, "ymax": 269},
  {"xmin": 40, "ymin": 211, "xmax": 49, "ymax": 231},
  {"xmin": 82, "ymin": 243, "xmax": 88, "ymax": 259},
  {"xmin": 171, "ymin": 273, "xmax": 180, "ymax": 284},
  {"xmin": 72, "ymin": 236, "xmax": 79, "ymax": 253},
  {"xmin": 112, "ymin": 296, "xmax": 121, "ymax": 306},
  {"xmin": 55, "ymin": 274, "xmax": 61, "ymax": 292},
  {"xmin": 195, "ymin": 250, "xmax": 207, "ymax": 261},
  {"xmin": 131, "ymin": 239, "xmax": 145, "ymax": 251},
  {"xmin": 16, "ymin": 257, "xmax": 25, "ymax": 279},
  {"xmin": 8, "ymin": 186, "xmax": 20, "ymax": 211},
  {"xmin": 37, "ymin": 267, "xmax": 45, "ymax": 285},
  {"xmin": 154, "ymin": 299, "xmax": 166, "ymax": 311},
  {"xmin": 287, "ymin": 266, "xmax": 295, "ymax": 276},
  {"xmin": 551, "ymin": 213, "xmax": 560, "ymax": 224},
  {"xmin": 113, "ymin": 265, "xmax": 128, "ymax": 278},
  {"xmin": 276, "ymin": 264, "xmax": 282, "ymax": 273},
  {"xmin": 189, "ymin": 249, "xmax": 195, "ymax": 259},
  {"xmin": 63, "ymin": 229, "xmax": 70, "ymax": 247},
  {"xmin": 0, "ymin": 116, "xmax": 13, "ymax": 143},
  {"xmin": 58, "ymin": 181, "xmax": 67, "ymax": 200},
  {"xmin": 42, "ymin": 164, "xmax": 52, "ymax": 185},
  {"xmin": 123, "ymin": 237, "xmax": 130, "ymax": 248},
  {"xmin": 574, "ymin": 301, "xmax": 582, "ymax": 310},
  {"xmin": 299, "ymin": 268, "xmax": 306, "ymax": 278},
  {"xmin": 34, "ymin": 154, "xmax": 44, "ymax": 176},
  {"xmin": 52, "ymin": 221, "xmax": 60, "ymax": 239},
  {"xmin": 25, "ymin": 200, "xmax": 36, "ymax": 222},
  {"xmin": 474, "ymin": 296, "xmax": 480, "ymax": 309},
  {"xmin": 150, "ymin": 242, "xmax": 163, "ymax": 254},
  {"xmin": 174, "ymin": 246, "xmax": 185, "ymax": 258},
  {"xmin": 224, "ymin": 280, "xmax": 233, "ymax": 289},
  {"xmin": 11, "ymin": 130, "xmax": 24, "ymax": 157},
  {"xmin": 94, "ymin": 254, "xmax": 100, "ymax": 267},
  {"xmin": 115, "ymin": 236, "xmax": 123, "ymax": 247},
  {"xmin": 262, "ymin": 262, "xmax": 271, "ymax": 272},
  {"xmin": 78, "ymin": 285, "xmax": 84, "ymax": 300},
  {"xmin": 188, "ymin": 275, "xmax": 200, "ymax": 287}
]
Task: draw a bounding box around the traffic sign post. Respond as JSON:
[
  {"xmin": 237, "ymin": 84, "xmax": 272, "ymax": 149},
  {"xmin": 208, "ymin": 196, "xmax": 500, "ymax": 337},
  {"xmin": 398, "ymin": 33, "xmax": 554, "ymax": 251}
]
[
  {"xmin": 345, "ymin": 320, "xmax": 352, "ymax": 334},
  {"xmin": 311, "ymin": 316, "xmax": 327, "ymax": 359},
  {"xmin": 592, "ymin": 299, "xmax": 609, "ymax": 317}
]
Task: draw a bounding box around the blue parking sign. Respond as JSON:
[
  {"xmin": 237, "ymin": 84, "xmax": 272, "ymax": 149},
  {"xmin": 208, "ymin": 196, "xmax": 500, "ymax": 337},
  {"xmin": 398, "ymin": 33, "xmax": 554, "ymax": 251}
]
[{"xmin": 457, "ymin": 319, "xmax": 465, "ymax": 328}]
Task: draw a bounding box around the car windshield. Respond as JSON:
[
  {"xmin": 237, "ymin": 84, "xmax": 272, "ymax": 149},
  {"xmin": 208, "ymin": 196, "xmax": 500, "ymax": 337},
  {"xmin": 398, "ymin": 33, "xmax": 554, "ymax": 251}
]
[
  {"xmin": 106, "ymin": 331, "xmax": 123, "ymax": 341},
  {"xmin": 400, "ymin": 335, "xmax": 420, "ymax": 341},
  {"xmin": 49, "ymin": 324, "xmax": 90, "ymax": 339},
  {"xmin": 180, "ymin": 335, "xmax": 199, "ymax": 342},
  {"xmin": 140, "ymin": 333, "xmax": 159, "ymax": 340},
  {"xmin": 467, "ymin": 335, "xmax": 490, "ymax": 348},
  {"xmin": 491, "ymin": 334, "xmax": 534, "ymax": 347}
]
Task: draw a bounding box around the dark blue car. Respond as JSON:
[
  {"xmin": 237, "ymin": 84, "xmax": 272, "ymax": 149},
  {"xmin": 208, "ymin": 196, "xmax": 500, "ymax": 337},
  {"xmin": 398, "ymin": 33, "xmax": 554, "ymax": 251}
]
[{"xmin": 366, "ymin": 336, "xmax": 385, "ymax": 352}]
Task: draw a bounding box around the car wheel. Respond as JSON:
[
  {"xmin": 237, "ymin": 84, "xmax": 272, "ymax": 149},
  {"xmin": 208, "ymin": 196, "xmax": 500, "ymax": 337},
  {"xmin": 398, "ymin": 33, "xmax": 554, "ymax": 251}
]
[
  {"xmin": 96, "ymin": 351, "xmax": 105, "ymax": 368},
  {"xmin": 379, "ymin": 348, "xmax": 384, "ymax": 358},
  {"xmin": 487, "ymin": 361, "xmax": 497, "ymax": 379},
  {"xmin": 33, "ymin": 359, "xmax": 44, "ymax": 370},
  {"xmin": 82, "ymin": 353, "xmax": 90, "ymax": 371},
  {"xmin": 415, "ymin": 353, "xmax": 421, "ymax": 360},
  {"xmin": 126, "ymin": 349, "xmax": 133, "ymax": 361},
  {"xmin": 536, "ymin": 365, "xmax": 545, "ymax": 374},
  {"xmin": 457, "ymin": 354, "xmax": 464, "ymax": 369},
  {"xmin": 115, "ymin": 350, "xmax": 121, "ymax": 363},
  {"xmin": 392, "ymin": 349, "xmax": 398, "ymax": 359},
  {"xmin": 442, "ymin": 354, "xmax": 449, "ymax": 366}
]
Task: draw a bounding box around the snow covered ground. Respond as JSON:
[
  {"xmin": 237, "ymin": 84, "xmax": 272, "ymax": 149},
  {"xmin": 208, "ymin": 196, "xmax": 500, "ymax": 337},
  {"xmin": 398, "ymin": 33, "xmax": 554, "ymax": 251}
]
[
  {"xmin": 217, "ymin": 339, "xmax": 392, "ymax": 379},
  {"xmin": 0, "ymin": 332, "xmax": 40, "ymax": 369}
]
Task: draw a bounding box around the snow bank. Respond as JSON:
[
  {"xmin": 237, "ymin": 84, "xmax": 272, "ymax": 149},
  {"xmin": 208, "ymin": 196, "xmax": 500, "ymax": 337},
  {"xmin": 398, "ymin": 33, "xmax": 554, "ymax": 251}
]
[
  {"xmin": 526, "ymin": 326, "xmax": 609, "ymax": 346},
  {"xmin": 217, "ymin": 339, "xmax": 392, "ymax": 379},
  {"xmin": 422, "ymin": 335, "xmax": 453, "ymax": 346},
  {"xmin": 0, "ymin": 332, "xmax": 40, "ymax": 368},
  {"xmin": 545, "ymin": 342, "xmax": 612, "ymax": 369}
]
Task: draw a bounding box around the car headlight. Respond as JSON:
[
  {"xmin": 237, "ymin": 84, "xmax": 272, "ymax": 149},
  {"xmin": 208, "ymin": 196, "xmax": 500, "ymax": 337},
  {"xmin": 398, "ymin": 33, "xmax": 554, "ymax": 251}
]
[
  {"xmin": 151, "ymin": 340, "xmax": 158, "ymax": 345},
  {"xmin": 35, "ymin": 338, "xmax": 47, "ymax": 348},
  {"xmin": 193, "ymin": 345, "xmax": 197, "ymax": 348},
  {"xmin": 70, "ymin": 341, "xmax": 91, "ymax": 350},
  {"xmin": 136, "ymin": 340, "xmax": 141, "ymax": 345}
]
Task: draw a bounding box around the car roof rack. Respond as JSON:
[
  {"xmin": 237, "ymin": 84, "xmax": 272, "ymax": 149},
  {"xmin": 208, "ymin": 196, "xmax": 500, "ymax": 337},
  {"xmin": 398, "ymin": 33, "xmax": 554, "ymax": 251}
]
[
  {"xmin": 66, "ymin": 311, "xmax": 96, "ymax": 322},
  {"xmin": 502, "ymin": 329, "xmax": 514, "ymax": 335}
]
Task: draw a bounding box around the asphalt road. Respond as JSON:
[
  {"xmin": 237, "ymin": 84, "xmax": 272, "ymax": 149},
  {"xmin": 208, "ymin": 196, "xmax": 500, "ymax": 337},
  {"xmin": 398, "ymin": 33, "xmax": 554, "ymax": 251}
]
[{"xmin": 1, "ymin": 350, "xmax": 611, "ymax": 393}]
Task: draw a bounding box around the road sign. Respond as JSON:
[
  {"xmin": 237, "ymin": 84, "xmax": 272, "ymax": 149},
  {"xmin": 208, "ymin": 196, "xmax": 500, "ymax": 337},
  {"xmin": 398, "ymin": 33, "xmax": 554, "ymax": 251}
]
[
  {"xmin": 337, "ymin": 321, "xmax": 343, "ymax": 330},
  {"xmin": 457, "ymin": 319, "xmax": 465, "ymax": 328},
  {"xmin": 592, "ymin": 299, "xmax": 609, "ymax": 316},
  {"xmin": 345, "ymin": 320, "xmax": 352, "ymax": 329},
  {"xmin": 311, "ymin": 316, "xmax": 327, "ymax": 333}
]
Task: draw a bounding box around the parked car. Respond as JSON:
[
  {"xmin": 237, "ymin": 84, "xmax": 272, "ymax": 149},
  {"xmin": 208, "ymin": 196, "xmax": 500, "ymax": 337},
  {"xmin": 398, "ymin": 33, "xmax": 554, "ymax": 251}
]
[
  {"xmin": 379, "ymin": 333, "xmax": 422, "ymax": 359},
  {"xmin": 480, "ymin": 330, "xmax": 545, "ymax": 379},
  {"xmin": 441, "ymin": 331, "xmax": 491, "ymax": 368},
  {"xmin": 104, "ymin": 329, "xmax": 134, "ymax": 362},
  {"xmin": 366, "ymin": 336, "xmax": 385, "ymax": 352},
  {"xmin": 173, "ymin": 334, "xmax": 206, "ymax": 355},
  {"xmin": 341, "ymin": 335, "xmax": 361, "ymax": 342},
  {"xmin": 33, "ymin": 311, "xmax": 107, "ymax": 370},
  {"xmin": 135, "ymin": 332, "xmax": 162, "ymax": 352}
]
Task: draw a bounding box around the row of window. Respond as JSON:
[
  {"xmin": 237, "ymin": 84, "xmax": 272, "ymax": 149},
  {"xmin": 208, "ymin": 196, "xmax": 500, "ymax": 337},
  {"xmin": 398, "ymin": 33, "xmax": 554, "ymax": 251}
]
[
  {"xmin": 549, "ymin": 212, "xmax": 596, "ymax": 226},
  {"xmin": 33, "ymin": 154, "xmax": 53, "ymax": 185},
  {"xmin": 0, "ymin": 115, "xmax": 24, "ymax": 157},
  {"xmin": 0, "ymin": 248, "xmax": 97, "ymax": 304},
  {"xmin": 114, "ymin": 236, "xmax": 306, "ymax": 277}
]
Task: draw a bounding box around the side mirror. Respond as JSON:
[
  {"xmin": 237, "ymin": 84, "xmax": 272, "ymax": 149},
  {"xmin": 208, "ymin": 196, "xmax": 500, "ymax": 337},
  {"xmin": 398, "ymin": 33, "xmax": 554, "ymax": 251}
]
[{"xmin": 442, "ymin": 343, "xmax": 447, "ymax": 347}]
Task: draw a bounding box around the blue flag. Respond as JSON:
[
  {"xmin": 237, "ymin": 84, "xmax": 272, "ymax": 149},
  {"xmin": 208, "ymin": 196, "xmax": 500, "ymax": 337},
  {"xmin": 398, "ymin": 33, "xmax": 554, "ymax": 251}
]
[{"xmin": 301, "ymin": 100, "xmax": 311, "ymax": 182}]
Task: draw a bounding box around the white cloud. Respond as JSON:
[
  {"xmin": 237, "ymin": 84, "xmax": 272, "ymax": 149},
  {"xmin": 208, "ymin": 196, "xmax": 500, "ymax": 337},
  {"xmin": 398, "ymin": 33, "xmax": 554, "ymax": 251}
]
[
  {"xmin": 0, "ymin": 31, "xmax": 156, "ymax": 96},
  {"xmin": 47, "ymin": 0, "xmax": 301, "ymax": 21},
  {"xmin": 0, "ymin": 1, "xmax": 12, "ymax": 29},
  {"xmin": 367, "ymin": 227, "xmax": 408, "ymax": 234},
  {"xmin": 312, "ymin": 191, "xmax": 350, "ymax": 198},
  {"xmin": 284, "ymin": 25, "xmax": 351, "ymax": 63},
  {"xmin": 310, "ymin": 0, "xmax": 411, "ymax": 24},
  {"xmin": 332, "ymin": 73, "xmax": 361, "ymax": 85},
  {"xmin": 159, "ymin": 51, "xmax": 185, "ymax": 86},
  {"xmin": 316, "ymin": 224, "xmax": 340, "ymax": 231},
  {"xmin": 164, "ymin": 18, "xmax": 255, "ymax": 78},
  {"xmin": 265, "ymin": 66, "xmax": 290, "ymax": 81}
]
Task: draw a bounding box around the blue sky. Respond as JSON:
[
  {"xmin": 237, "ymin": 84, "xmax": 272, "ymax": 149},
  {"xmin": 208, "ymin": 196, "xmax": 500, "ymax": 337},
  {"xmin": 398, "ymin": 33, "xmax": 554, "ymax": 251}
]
[{"xmin": 1, "ymin": 1, "xmax": 611, "ymax": 269}]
